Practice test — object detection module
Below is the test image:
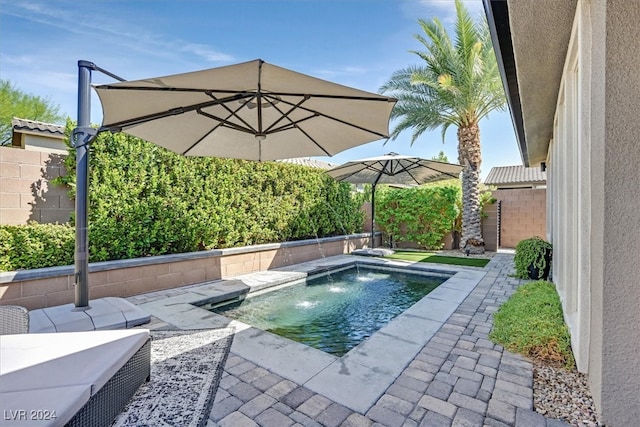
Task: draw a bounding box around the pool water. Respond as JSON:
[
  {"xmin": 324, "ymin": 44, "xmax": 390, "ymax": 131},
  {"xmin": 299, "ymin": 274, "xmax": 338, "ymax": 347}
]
[{"xmin": 212, "ymin": 266, "xmax": 447, "ymax": 356}]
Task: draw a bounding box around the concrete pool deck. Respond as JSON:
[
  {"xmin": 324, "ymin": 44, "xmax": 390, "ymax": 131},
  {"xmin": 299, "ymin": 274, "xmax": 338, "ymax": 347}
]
[{"xmin": 128, "ymin": 252, "xmax": 570, "ymax": 427}]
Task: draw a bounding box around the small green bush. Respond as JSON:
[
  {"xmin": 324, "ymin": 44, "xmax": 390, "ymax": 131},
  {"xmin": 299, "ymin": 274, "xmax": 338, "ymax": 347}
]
[
  {"xmin": 0, "ymin": 223, "xmax": 75, "ymax": 270},
  {"xmin": 514, "ymin": 236, "xmax": 553, "ymax": 279},
  {"xmin": 490, "ymin": 280, "xmax": 575, "ymax": 369}
]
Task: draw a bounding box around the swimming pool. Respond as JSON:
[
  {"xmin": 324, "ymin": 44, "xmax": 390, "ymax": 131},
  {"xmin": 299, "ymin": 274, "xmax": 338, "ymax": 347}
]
[{"xmin": 212, "ymin": 265, "xmax": 448, "ymax": 356}]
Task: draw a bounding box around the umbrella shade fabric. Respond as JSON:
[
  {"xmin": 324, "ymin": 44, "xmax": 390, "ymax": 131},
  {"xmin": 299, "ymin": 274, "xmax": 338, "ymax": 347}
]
[
  {"xmin": 326, "ymin": 153, "xmax": 463, "ymax": 186},
  {"xmin": 94, "ymin": 59, "xmax": 397, "ymax": 161}
]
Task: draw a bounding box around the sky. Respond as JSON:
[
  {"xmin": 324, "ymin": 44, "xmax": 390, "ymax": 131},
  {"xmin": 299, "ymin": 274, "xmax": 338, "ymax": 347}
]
[{"xmin": 0, "ymin": 0, "xmax": 522, "ymax": 180}]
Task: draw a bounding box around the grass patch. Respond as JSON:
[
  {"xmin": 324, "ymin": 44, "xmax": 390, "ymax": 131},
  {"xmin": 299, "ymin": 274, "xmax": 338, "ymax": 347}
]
[
  {"xmin": 385, "ymin": 250, "xmax": 490, "ymax": 267},
  {"xmin": 489, "ymin": 281, "xmax": 575, "ymax": 369}
]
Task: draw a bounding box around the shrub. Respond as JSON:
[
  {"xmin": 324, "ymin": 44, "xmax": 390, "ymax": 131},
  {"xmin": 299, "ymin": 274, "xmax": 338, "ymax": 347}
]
[
  {"xmin": 26, "ymin": 125, "xmax": 362, "ymax": 265},
  {"xmin": 490, "ymin": 281, "xmax": 575, "ymax": 369},
  {"xmin": 375, "ymin": 185, "xmax": 460, "ymax": 249},
  {"xmin": 514, "ymin": 236, "xmax": 553, "ymax": 279},
  {"xmin": 0, "ymin": 223, "xmax": 75, "ymax": 270}
]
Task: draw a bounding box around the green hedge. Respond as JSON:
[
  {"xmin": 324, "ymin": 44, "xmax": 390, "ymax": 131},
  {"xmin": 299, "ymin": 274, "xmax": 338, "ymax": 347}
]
[
  {"xmin": 0, "ymin": 223, "xmax": 75, "ymax": 271},
  {"xmin": 375, "ymin": 185, "xmax": 460, "ymax": 249},
  {"xmin": 1, "ymin": 125, "xmax": 363, "ymax": 271}
]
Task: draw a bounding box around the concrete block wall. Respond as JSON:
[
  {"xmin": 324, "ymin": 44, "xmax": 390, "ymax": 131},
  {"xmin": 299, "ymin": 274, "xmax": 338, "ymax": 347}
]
[
  {"xmin": 493, "ymin": 188, "xmax": 546, "ymax": 248},
  {"xmin": 481, "ymin": 203, "xmax": 499, "ymax": 252},
  {"xmin": 0, "ymin": 146, "xmax": 72, "ymax": 225},
  {"xmin": 0, "ymin": 234, "xmax": 370, "ymax": 310}
]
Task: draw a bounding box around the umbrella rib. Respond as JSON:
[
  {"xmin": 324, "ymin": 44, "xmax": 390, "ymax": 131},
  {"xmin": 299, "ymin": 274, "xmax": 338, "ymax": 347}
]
[
  {"xmin": 100, "ymin": 93, "xmax": 252, "ymax": 131},
  {"xmin": 404, "ymin": 167, "xmax": 426, "ymax": 186},
  {"xmin": 181, "ymin": 125, "xmax": 219, "ymax": 156},
  {"xmin": 274, "ymin": 97, "xmax": 390, "ymax": 139},
  {"xmin": 329, "ymin": 163, "xmax": 381, "ymax": 182},
  {"xmin": 267, "ymin": 113, "xmax": 317, "ymax": 134},
  {"xmin": 183, "ymin": 94, "xmax": 260, "ymax": 155},
  {"xmin": 373, "ymin": 160, "xmax": 390, "ymax": 186},
  {"xmin": 197, "ymin": 110, "xmax": 255, "ymax": 134},
  {"xmin": 262, "ymin": 94, "xmax": 312, "ymax": 134},
  {"xmin": 183, "ymin": 105, "xmax": 263, "ymax": 156},
  {"xmin": 414, "ymin": 161, "xmax": 463, "ymax": 180},
  {"xmin": 204, "ymin": 90, "xmax": 258, "ymax": 133},
  {"xmin": 290, "ymin": 125, "xmax": 332, "ymax": 156}
]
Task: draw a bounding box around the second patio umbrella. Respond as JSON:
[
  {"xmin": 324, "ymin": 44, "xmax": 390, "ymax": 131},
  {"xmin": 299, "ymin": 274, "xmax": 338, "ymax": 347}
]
[{"xmin": 326, "ymin": 153, "xmax": 464, "ymax": 248}]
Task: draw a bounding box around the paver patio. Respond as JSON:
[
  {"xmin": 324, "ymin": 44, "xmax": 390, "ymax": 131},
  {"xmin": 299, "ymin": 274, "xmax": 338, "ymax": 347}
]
[{"xmin": 130, "ymin": 252, "xmax": 569, "ymax": 427}]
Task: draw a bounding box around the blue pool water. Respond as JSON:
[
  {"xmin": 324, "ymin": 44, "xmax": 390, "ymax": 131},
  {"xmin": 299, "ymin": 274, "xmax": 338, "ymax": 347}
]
[{"xmin": 213, "ymin": 265, "xmax": 447, "ymax": 356}]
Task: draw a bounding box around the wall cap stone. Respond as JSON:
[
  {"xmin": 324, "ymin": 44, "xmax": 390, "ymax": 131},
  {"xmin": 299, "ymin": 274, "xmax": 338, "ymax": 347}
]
[{"xmin": 0, "ymin": 233, "xmax": 373, "ymax": 284}]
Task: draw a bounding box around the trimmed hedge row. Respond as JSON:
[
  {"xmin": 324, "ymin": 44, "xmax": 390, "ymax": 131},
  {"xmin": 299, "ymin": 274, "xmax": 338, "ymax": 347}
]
[
  {"xmin": 375, "ymin": 185, "xmax": 461, "ymax": 249},
  {"xmin": 0, "ymin": 223, "xmax": 75, "ymax": 271},
  {"xmin": 1, "ymin": 126, "xmax": 364, "ymax": 271}
]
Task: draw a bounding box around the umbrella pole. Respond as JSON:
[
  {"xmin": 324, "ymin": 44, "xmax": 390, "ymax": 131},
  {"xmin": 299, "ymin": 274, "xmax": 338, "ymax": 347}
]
[
  {"xmin": 371, "ymin": 184, "xmax": 376, "ymax": 248},
  {"xmin": 72, "ymin": 61, "xmax": 97, "ymax": 309}
]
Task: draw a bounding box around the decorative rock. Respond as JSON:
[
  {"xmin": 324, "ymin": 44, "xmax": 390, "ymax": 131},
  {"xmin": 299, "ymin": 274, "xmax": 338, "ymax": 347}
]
[{"xmin": 533, "ymin": 361, "xmax": 603, "ymax": 426}]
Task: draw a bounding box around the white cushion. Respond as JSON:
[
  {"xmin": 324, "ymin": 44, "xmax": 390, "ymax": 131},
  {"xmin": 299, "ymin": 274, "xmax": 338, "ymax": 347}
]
[
  {"xmin": 0, "ymin": 329, "xmax": 149, "ymax": 426},
  {"xmin": 0, "ymin": 385, "xmax": 90, "ymax": 426}
]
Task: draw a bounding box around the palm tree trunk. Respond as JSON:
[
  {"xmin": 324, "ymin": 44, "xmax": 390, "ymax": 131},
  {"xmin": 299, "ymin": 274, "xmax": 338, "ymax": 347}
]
[{"xmin": 458, "ymin": 122, "xmax": 485, "ymax": 254}]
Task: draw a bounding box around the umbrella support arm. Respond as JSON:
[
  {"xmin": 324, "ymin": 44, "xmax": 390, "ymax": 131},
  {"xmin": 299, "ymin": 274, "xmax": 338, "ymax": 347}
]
[{"xmin": 72, "ymin": 60, "xmax": 123, "ymax": 309}]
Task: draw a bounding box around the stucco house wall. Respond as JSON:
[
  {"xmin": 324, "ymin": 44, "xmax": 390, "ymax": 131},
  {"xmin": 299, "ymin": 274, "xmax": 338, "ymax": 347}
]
[
  {"xmin": 485, "ymin": 1, "xmax": 640, "ymax": 424},
  {"xmin": 547, "ymin": 3, "xmax": 640, "ymax": 422}
]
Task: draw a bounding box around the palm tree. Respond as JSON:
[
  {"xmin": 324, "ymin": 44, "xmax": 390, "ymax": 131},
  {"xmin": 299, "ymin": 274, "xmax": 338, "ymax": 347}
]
[{"xmin": 380, "ymin": 0, "xmax": 506, "ymax": 253}]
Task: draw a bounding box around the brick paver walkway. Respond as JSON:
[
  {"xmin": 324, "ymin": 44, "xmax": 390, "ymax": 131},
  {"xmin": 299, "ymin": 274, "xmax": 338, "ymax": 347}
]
[{"xmin": 207, "ymin": 253, "xmax": 569, "ymax": 427}]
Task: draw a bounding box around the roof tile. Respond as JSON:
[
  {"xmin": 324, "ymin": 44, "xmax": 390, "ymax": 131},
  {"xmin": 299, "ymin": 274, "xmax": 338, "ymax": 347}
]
[
  {"xmin": 484, "ymin": 165, "xmax": 546, "ymax": 186},
  {"xmin": 12, "ymin": 118, "xmax": 65, "ymax": 137}
]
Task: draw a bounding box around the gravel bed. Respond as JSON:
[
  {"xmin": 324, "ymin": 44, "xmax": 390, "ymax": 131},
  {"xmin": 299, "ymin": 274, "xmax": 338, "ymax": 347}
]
[{"xmin": 533, "ymin": 361, "xmax": 604, "ymax": 426}]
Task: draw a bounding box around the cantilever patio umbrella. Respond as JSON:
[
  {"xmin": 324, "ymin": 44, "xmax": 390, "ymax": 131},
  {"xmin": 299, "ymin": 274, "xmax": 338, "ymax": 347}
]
[
  {"xmin": 94, "ymin": 59, "xmax": 396, "ymax": 160},
  {"xmin": 70, "ymin": 59, "xmax": 396, "ymax": 308},
  {"xmin": 326, "ymin": 153, "xmax": 464, "ymax": 248}
]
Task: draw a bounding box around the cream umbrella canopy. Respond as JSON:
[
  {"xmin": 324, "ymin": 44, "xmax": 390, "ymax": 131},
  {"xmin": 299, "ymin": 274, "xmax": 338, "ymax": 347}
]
[
  {"xmin": 94, "ymin": 59, "xmax": 397, "ymax": 160},
  {"xmin": 326, "ymin": 153, "xmax": 463, "ymax": 248},
  {"xmin": 70, "ymin": 59, "xmax": 396, "ymax": 308}
]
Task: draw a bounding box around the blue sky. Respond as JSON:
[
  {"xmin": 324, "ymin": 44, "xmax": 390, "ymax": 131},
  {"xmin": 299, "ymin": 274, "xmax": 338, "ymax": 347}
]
[{"xmin": 0, "ymin": 0, "xmax": 522, "ymax": 179}]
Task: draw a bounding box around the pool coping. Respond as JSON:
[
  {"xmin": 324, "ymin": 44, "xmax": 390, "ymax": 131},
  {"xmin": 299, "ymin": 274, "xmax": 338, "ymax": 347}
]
[{"xmin": 132, "ymin": 255, "xmax": 487, "ymax": 413}]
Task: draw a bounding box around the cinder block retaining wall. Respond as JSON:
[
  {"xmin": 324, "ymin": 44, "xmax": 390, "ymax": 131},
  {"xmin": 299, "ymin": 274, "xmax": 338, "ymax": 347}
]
[
  {"xmin": 0, "ymin": 146, "xmax": 73, "ymax": 225},
  {"xmin": 0, "ymin": 234, "xmax": 372, "ymax": 310},
  {"xmin": 494, "ymin": 188, "xmax": 546, "ymax": 248}
]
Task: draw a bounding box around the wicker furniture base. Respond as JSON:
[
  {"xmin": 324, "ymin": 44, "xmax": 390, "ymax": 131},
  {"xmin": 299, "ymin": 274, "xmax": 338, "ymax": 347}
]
[
  {"xmin": 66, "ymin": 339, "xmax": 151, "ymax": 427},
  {"xmin": 0, "ymin": 305, "xmax": 29, "ymax": 335}
]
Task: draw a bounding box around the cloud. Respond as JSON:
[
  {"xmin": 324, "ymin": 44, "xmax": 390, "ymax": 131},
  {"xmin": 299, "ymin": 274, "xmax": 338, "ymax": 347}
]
[
  {"xmin": 0, "ymin": 1, "xmax": 235, "ymax": 65},
  {"xmin": 179, "ymin": 44, "xmax": 235, "ymax": 63},
  {"xmin": 313, "ymin": 66, "xmax": 368, "ymax": 79}
]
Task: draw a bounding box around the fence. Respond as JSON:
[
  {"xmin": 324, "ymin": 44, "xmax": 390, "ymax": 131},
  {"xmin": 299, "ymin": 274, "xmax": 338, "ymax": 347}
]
[
  {"xmin": 492, "ymin": 188, "xmax": 546, "ymax": 248},
  {"xmin": 0, "ymin": 146, "xmax": 72, "ymax": 225}
]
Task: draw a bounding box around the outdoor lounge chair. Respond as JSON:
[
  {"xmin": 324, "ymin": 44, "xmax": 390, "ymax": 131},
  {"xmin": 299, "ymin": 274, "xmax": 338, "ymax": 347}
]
[
  {"xmin": 0, "ymin": 305, "xmax": 151, "ymax": 427},
  {"xmin": 0, "ymin": 305, "xmax": 29, "ymax": 335}
]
